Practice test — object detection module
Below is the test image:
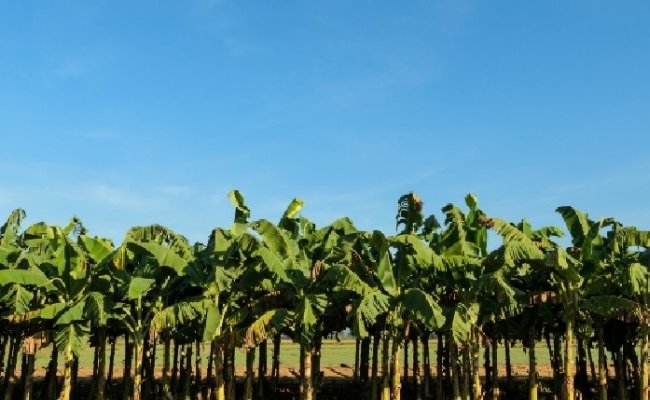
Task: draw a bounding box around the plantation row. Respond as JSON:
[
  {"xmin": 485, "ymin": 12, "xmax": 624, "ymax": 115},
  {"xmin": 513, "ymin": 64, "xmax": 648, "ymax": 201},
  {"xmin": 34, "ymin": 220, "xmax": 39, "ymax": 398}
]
[{"xmin": 0, "ymin": 191, "xmax": 649, "ymax": 400}]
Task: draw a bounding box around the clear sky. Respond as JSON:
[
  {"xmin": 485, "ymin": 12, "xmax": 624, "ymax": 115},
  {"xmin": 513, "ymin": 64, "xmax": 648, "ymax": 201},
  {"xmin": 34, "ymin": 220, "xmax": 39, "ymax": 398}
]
[{"xmin": 1, "ymin": 1, "xmax": 649, "ymax": 244}]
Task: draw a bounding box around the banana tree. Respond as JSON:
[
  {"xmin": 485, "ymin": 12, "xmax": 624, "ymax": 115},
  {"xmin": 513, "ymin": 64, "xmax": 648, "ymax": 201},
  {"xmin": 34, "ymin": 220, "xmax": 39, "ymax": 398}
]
[{"xmin": 109, "ymin": 224, "xmax": 194, "ymax": 400}]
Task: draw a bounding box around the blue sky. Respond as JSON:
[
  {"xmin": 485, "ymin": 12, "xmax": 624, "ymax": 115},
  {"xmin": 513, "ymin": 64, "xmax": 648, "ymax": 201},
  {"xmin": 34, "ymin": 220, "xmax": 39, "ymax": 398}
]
[{"xmin": 1, "ymin": 1, "xmax": 649, "ymax": 244}]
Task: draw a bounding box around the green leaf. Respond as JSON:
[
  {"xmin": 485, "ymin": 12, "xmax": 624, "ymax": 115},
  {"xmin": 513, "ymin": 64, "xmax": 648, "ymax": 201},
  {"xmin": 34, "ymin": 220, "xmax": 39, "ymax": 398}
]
[
  {"xmin": 127, "ymin": 277, "xmax": 156, "ymax": 300},
  {"xmin": 55, "ymin": 324, "xmax": 87, "ymax": 358},
  {"xmin": 130, "ymin": 241, "xmax": 190, "ymax": 274},
  {"xmin": 202, "ymin": 303, "xmax": 222, "ymax": 342},
  {"xmin": 371, "ymin": 231, "xmax": 398, "ymax": 297},
  {"xmin": 402, "ymin": 288, "xmax": 445, "ymax": 330},
  {"xmin": 282, "ymin": 198, "xmax": 304, "ymax": 220},
  {"xmin": 55, "ymin": 301, "xmax": 85, "ymax": 326},
  {"xmin": 0, "ymin": 268, "xmax": 51, "ymax": 288},
  {"xmin": 79, "ymin": 235, "xmax": 114, "ymax": 263}
]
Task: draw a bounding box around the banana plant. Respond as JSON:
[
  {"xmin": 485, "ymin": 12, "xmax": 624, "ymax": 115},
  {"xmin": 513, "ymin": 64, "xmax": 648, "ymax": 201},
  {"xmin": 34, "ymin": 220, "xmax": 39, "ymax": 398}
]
[
  {"xmin": 109, "ymin": 224, "xmax": 194, "ymax": 400},
  {"xmin": 554, "ymin": 206, "xmax": 618, "ymax": 400}
]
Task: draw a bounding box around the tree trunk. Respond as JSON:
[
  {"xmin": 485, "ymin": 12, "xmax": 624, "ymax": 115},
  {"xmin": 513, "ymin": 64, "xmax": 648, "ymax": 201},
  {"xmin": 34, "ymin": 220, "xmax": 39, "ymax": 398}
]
[
  {"xmin": 472, "ymin": 332, "xmax": 481, "ymax": 400},
  {"xmin": 301, "ymin": 344, "xmax": 313, "ymax": 400},
  {"xmin": 437, "ymin": 333, "xmax": 444, "ymax": 400},
  {"xmin": 140, "ymin": 336, "xmax": 151, "ymax": 400},
  {"xmin": 577, "ymin": 338, "xmax": 589, "ymax": 400},
  {"xmin": 2, "ymin": 336, "xmax": 20, "ymax": 400},
  {"xmin": 529, "ymin": 329, "xmax": 537, "ymax": 400},
  {"xmin": 565, "ymin": 319, "xmax": 575, "ymax": 400},
  {"xmin": 485, "ymin": 339, "xmax": 492, "ymax": 397},
  {"xmin": 553, "ymin": 333, "xmax": 563, "ymax": 400},
  {"xmin": 492, "ymin": 338, "xmax": 499, "ymax": 400},
  {"xmin": 641, "ymin": 324, "xmax": 649, "ymax": 400},
  {"xmin": 271, "ymin": 335, "xmax": 281, "ymax": 394},
  {"xmin": 355, "ymin": 338, "xmax": 361, "ymax": 381},
  {"xmin": 597, "ymin": 325, "xmax": 607, "ymax": 400},
  {"xmin": 123, "ymin": 336, "xmax": 133, "ymax": 400},
  {"xmin": 505, "ymin": 338, "xmax": 513, "ymax": 399},
  {"xmin": 390, "ymin": 338, "xmax": 402, "ymax": 400},
  {"xmin": 258, "ymin": 339, "xmax": 267, "ymax": 399},
  {"xmin": 413, "ymin": 335, "xmax": 421, "ymax": 400},
  {"xmin": 206, "ymin": 340, "xmax": 215, "ymax": 400},
  {"xmin": 450, "ymin": 337, "xmax": 460, "ymax": 400},
  {"xmin": 422, "ymin": 335, "xmax": 430, "ymax": 400},
  {"xmin": 90, "ymin": 341, "xmax": 99, "ymax": 399},
  {"xmin": 215, "ymin": 342, "xmax": 225, "ymax": 400},
  {"xmin": 461, "ymin": 344, "xmax": 470, "ymax": 400},
  {"xmin": 22, "ymin": 352, "xmax": 35, "ymax": 400},
  {"xmin": 0, "ymin": 335, "xmax": 7, "ymax": 390},
  {"xmin": 171, "ymin": 340, "xmax": 180, "ymax": 392},
  {"xmin": 162, "ymin": 334, "xmax": 172, "ymax": 399},
  {"xmin": 96, "ymin": 328, "xmax": 107, "ymax": 400},
  {"xmin": 615, "ymin": 351, "xmax": 628, "ymax": 400},
  {"xmin": 361, "ymin": 337, "xmax": 371, "ymax": 399},
  {"xmin": 372, "ymin": 333, "xmax": 380, "ymax": 400},
  {"xmin": 403, "ymin": 339, "xmax": 409, "ymax": 385},
  {"xmin": 244, "ymin": 347, "xmax": 255, "ymax": 400},
  {"xmin": 312, "ymin": 337, "xmax": 322, "ymax": 400},
  {"xmin": 107, "ymin": 337, "xmax": 116, "ymax": 390},
  {"xmin": 182, "ymin": 344, "xmax": 192, "ymax": 400},
  {"xmin": 57, "ymin": 343, "xmax": 74, "ymax": 400},
  {"xmin": 195, "ymin": 340, "xmax": 204, "ymax": 400},
  {"xmin": 132, "ymin": 337, "xmax": 143, "ymax": 400},
  {"xmin": 224, "ymin": 338, "xmax": 235, "ymax": 400},
  {"xmin": 46, "ymin": 342, "xmax": 59, "ymax": 400},
  {"xmin": 381, "ymin": 335, "xmax": 390, "ymax": 400}
]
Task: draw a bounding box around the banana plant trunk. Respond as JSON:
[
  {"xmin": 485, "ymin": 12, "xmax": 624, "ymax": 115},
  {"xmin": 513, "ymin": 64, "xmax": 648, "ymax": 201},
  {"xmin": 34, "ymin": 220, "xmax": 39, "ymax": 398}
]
[
  {"xmin": 390, "ymin": 339, "xmax": 401, "ymax": 400},
  {"xmin": 461, "ymin": 343, "xmax": 470, "ymax": 400},
  {"xmin": 162, "ymin": 334, "xmax": 171, "ymax": 398},
  {"xmin": 565, "ymin": 318, "xmax": 575, "ymax": 400},
  {"xmin": 301, "ymin": 344, "xmax": 313, "ymax": 400},
  {"xmin": 132, "ymin": 336, "xmax": 143, "ymax": 400},
  {"xmin": 22, "ymin": 352, "xmax": 35, "ymax": 400},
  {"xmin": 372, "ymin": 333, "xmax": 380, "ymax": 400},
  {"xmin": 244, "ymin": 347, "xmax": 255, "ymax": 400},
  {"xmin": 123, "ymin": 336, "xmax": 133, "ymax": 400},
  {"xmin": 529, "ymin": 328, "xmax": 537, "ymax": 400},
  {"xmin": 46, "ymin": 342, "xmax": 59, "ymax": 400},
  {"xmin": 360, "ymin": 337, "xmax": 370, "ymax": 398},
  {"xmin": 491, "ymin": 338, "xmax": 499, "ymax": 400},
  {"xmin": 57, "ymin": 343, "xmax": 74, "ymax": 400},
  {"xmin": 436, "ymin": 333, "xmax": 444, "ymax": 400},
  {"xmin": 505, "ymin": 337, "xmax": 513, "ymax": 398},
  {"xmin": 215, "ymin": 342, "xmax": 226, "ymax": 400},
  {"xmin": 258, "ymin": 339, "xmax": 267, "ymax": 399},
  {"xmin": 196, "ymin": 340, "xmax": 204, "ymax": 400},
  {"xmin": 313, "ymin": 337, "xmax": 322, "ymax": 400},
  {"xmin": 413, "ymin": 336, "xmax": 421, "ymax": 400},
  {"xmin": 96, "ymin": 328, "xmax": 107, "ymax": 400},
  {"xmin": 450, "ymin": 336, "xmax": 461, "ymax": 400},
  {"xmin": 3, "ymin": 336, "xmax": 20, "ymax": 400},
  {"xmin": 381, "ymin": 335, "xmax": 390, "ymax": 400},
  {"xmin": 271, "ymin": 334, "xmax": 281, "ymax": 394},
  {"xmin": 224, "ymin": 338, "xmax": 235, "ymax": 400},
  {"xmin": 597, "ymin": 325, "xmax": 607, "ymax": 400},
  {"xmin": 641, "ymin": 324, "xmax": 649, "ymax": 400},
  {"xmin": 422, "ymin": 335, "xmax": 430, "ymax": 400}
]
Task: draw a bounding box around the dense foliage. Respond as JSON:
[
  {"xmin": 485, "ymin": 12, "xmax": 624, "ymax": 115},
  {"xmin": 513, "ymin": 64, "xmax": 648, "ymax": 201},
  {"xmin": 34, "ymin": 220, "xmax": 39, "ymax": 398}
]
[{"xmin": 0, "ymin": 191, "xmax": 649, "ymax": 400}]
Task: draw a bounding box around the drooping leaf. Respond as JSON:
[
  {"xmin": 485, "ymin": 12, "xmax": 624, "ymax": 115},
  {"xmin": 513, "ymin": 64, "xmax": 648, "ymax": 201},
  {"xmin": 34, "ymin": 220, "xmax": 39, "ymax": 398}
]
[{"xmin": 402, "ymin": 288, "xmax": 445, "ymax": 330}]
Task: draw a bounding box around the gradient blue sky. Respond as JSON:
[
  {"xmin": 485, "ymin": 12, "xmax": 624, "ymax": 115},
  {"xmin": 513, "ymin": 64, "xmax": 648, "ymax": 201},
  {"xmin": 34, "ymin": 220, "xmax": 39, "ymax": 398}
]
[{"xmin": 1, "ymin": 1, "xmax": 649, "ymax": 243}]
